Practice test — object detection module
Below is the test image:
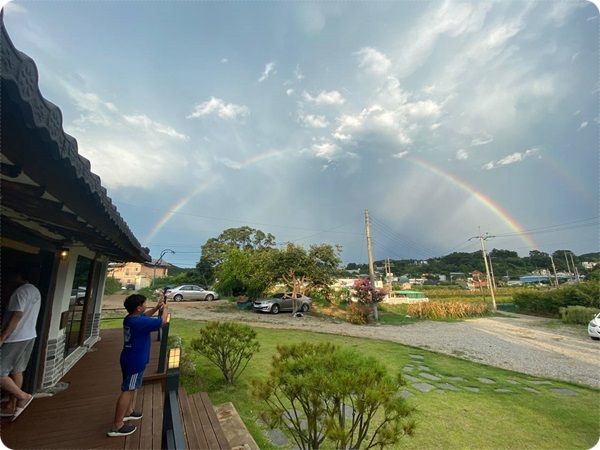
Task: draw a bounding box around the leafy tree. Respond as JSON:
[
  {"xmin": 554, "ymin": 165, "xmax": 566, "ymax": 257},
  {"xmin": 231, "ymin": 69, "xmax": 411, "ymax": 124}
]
[
  {"xmin": 196, "ymin": 227, "xmax": 275, "ymax": 284},
  {"xmin": 270, "ymin": 243, "xmax": 341, "ymax": 313},
  {"xmin": 104, "ymin": 276, "xmax": 122, "ymax": 295},
  {"xmin": 253, "ymin": 343, "xmax": 415, "ymax": 450},
  {"xmin": 215, "ymin": 247, "xmax": 274, "ymax": 299},
  {"xmin": 191, "ymin": 322, "xmax": 259, "ymax": 384}
]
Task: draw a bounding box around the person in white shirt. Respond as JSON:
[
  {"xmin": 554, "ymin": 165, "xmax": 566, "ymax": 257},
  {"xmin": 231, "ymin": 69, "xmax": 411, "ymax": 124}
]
[{"xmin": 0, "ymin": 269, "xmax": 41, "ymax": 420}]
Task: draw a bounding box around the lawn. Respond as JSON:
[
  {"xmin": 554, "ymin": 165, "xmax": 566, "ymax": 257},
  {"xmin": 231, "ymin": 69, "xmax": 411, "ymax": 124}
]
[{"xmin": 102, "ymin": 318, "xmax": 599, "ymax": 449}]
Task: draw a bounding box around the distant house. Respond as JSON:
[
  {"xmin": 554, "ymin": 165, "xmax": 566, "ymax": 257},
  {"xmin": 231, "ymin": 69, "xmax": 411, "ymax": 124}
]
[
  {"xmin": 108, "ymin": 260, "xmax": 169, "ymax": 289},
  {"xmin": 582, "ymin": 261, "xmax": 598, "ymax": 270},
  {"xmin": 1, "ymin": 17, "xmax": 149, "ymax": 392},
  {"xmin": 468, "ymin": 271, "xmax": 488, "ymax": 289}
]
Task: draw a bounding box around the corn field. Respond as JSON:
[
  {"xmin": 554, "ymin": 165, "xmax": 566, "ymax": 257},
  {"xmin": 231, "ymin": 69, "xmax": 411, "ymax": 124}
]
[{"xmin": 407, "ymin": 301, "xmax": 489, "ymax": 319}]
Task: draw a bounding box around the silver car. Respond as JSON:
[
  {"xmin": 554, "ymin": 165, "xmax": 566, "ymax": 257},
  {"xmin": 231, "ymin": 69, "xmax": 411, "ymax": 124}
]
[
  {"xmin": 166, "ymin": 285, "xmax": 219, "ymax": 302},
  {"xmin": 253, "ymin": 293, "xmax": 312, "ymax": 314}
]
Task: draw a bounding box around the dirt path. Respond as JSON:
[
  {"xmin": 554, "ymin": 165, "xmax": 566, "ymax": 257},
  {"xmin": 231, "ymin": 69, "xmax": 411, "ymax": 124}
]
[{"xmin": 102, "ymin": 296, "xmax": 600, "ymax": 388}]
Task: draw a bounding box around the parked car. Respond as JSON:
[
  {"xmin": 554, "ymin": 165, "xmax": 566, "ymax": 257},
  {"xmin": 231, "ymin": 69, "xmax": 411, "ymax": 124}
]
[
  {"xmin": 588, "ymin": 313, "xmax": 600, "ymax": 340},
  {"xmin": 69, "ymin": 286, "xmax": 87, "ymax": 306},
  {"xmin": 166, "ymin": 285, "xmax": 219, "ymax": 302},
  {"xmin": 253, "ymin": 293, "xmax": 312, "ymax": 314}
]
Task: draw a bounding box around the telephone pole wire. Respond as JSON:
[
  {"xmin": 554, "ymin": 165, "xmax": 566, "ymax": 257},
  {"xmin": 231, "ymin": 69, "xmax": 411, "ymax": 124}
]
[{"xmin": 469, "ymin": 231, "xmax": 497, "ymax": 311}]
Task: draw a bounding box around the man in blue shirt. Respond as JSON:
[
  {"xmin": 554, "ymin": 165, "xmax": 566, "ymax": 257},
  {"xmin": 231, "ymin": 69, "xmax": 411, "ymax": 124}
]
[{"xmin": 108, "ymin": 294, "xmax": 168, "ymax": 437}]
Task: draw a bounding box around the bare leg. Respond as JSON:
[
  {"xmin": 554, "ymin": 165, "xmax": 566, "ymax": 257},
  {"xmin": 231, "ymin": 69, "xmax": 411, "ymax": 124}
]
[
  {"xmin": 112, "ymin": 390, "xmax": 133, "ymax": 430},
  {"xmin": 7, "ymin": 373, "xmax": 23, "ymax": 412},
  {"xmin": 0, "ymin": 376, "xmax": 30, "ymax": 405},
  {"xmin": 127, "ymin": 390, "xmax": 138, "ymax": 415}
]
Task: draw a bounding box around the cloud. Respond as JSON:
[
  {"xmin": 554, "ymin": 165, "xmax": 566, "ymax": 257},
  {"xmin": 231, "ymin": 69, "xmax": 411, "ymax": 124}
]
[
  {"xmin": 355, "ymin": 47, "xmax": 391, "ymax": 75},
  {"xmin": 405, "ymin": 100, "xmax": 441, "ymax": 118},
  {"xmin": 286, "ymin": 88, "xmax": 294, "ymax": 96},
  {"xmin": 471, "ymin": 134, "xmax": 494, "ymax": 146},
  {"xmin": 187, "ymin": 97, "xmax": 250, "ymax": 120},
  {"xmin": 310, "ymin": 141, "xmax": 341, "ymax": 161},
  {"xmin": 578, "ymin": 121, "xmax": 588, "ymax": 130},
  {"xmin": 392, "ymin": 151, "xmax": 409, "ymax": 159},
  {"xmin": 221, "ymin": 57, "xmax": 228, "ymax": 63},
  {"xmin": 294, "ymin": 65, "xmax": 305, "ymax": 81},
  {"xmin": 123, "ymin": 114, "xmax": 189, "ymax": 140},
  {"xmin": 482, "ymin": 147, "xmax": 539, "ymax": 170},
  {"xmin": 258, "ymin": 62, "xmax": 276, "ymax": 82},
  {"xmin": 430, "ymin": 123, "xmax": 441, "ymax": 130},
  {"xmin": 456, "ymin": 149, "xmax": 468, "ymax": 160},
  {"xmin": 4, "ymin": 1, "xmax": 27, "ymax": 14},
  {"xmin": 302, "ymin": 90, "xmax": 346, "ymax": 105},
  {"xmin": 300, "ymin": 113, "xmax": 329, "ymax": 128}
]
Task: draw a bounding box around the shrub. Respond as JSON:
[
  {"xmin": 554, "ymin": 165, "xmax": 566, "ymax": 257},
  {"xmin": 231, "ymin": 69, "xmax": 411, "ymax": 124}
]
[
  {"xmin": 407, "ymin": 301, "xmax": 489, "ymax": 320},
  {"xmin": 104, "ymin": 277, "xmax": 122, "ymax": 295},
  {"xmin": 513, "ymin": 281, "xmax": 600, "ymax": 316},
  {"xmin": 253, "ymin": 343, "xmax": 415, "ymax": 450},
  {"xmin": 559, "ymin": 306, "xmax": 599, "ymax": 325},
  {"xmin": 190, "ymin": 322, "xmax": 259, "ymax": 384},
  {"xmin": 347, "ymin": 302, "xmax": 370, "ymax": 324}
]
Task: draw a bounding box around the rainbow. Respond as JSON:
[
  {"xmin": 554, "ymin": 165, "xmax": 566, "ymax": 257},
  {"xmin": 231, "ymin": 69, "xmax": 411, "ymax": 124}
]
[
  {"xmin": 405, "ymin": 155, "xmax": 538, "ymax": 249},
  {"xmin": 143, "ymin": 149, "xmax": 288, "ymax": 245}
]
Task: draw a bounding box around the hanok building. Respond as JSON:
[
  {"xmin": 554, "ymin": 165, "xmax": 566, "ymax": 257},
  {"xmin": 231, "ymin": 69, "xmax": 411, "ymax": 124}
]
[{"xmin": 1, "ymin": 11, "xmax": 150, "ymax": 393}]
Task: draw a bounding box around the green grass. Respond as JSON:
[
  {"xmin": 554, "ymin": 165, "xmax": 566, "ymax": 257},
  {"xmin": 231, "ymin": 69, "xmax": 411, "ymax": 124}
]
[{"xmin": 102, "ymin": 319, "xmax": 599, "ymax": 449}]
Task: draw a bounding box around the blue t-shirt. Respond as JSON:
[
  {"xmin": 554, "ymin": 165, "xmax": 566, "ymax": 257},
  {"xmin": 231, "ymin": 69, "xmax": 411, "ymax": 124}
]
[{"xmin": 120, "ymin": 314, "xmax": 162, "ymax": 375}]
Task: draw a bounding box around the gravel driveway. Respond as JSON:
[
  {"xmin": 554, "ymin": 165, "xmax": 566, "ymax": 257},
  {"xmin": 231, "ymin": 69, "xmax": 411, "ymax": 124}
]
[{"xmin": 102, "ymin": 296, "xmax": 600, "ymax": 388}]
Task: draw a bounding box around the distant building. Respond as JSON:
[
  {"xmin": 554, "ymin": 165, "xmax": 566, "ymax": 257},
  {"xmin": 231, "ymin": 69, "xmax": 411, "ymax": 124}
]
[
  {"xmin": 468, "ymin": 271, "xmax": 487, "ymax": 289},
  {"xmin": 582, "ymin": 261, "xmax": 598, "ymax": 270},
  {"xmin": 108, "ymin": 260, "xmax": 169, "ymax": 289}
]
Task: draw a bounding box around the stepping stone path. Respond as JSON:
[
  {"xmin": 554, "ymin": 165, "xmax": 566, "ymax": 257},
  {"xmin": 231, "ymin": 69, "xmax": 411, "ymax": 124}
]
[
  {"xmin": 404, "ymin": 374, "xmax": 421, "ymax": 382},
  {"xmin": 495, "ymin": 388, "xmax": 512, "ymax": 393},
  {"xmin": 528, "ymin": 380, "xmax": 552, "ymax": 385},
  {"xmin": 523, "ymin": 387, "xmax": 540, "ymax": 394},
  {"xmin": 343, "ymin": 405, "xmax": 354, "ymax": 418},
  {"xmin": 506, "ymin": 379, "xmax": 520, "ymax": 385},
  {"xmin": 550, "ymin": 388, "xmax": 577, "ymax": 396},
  {"xmin": 438, "ymin": 383, "xmax": 459, "ymax": 391},
  {"xmin": 399, "ymin": 390, "xmax": 414, "ymax": 399},
  {"xmin": 413, "ymin": 383, "xmax": 435, "ymax": 393},
  {"xmin": 477, "ymin": 378, "xmax": 496, "ymax": 384},
  {"xmin": 418, "ymin": 365, "xmax": 431, "ymax": 372},
  {"xmin": 420, "ymin": 373, "xmax": 441, "ymax": 381},
  {"xmin": 267, "ymin": 428, "xmax": 289, "ymax": 447},
  {"xmin": 409, "ymin": 354, "xmax": 424, "ymax": 360},
  {"xmin": 403, "ymin": 366, "xmax": 414, "ymax": 373},
  {"xmin": 464, "ymin": 387, "xmax": 480, "ymax": 393}
]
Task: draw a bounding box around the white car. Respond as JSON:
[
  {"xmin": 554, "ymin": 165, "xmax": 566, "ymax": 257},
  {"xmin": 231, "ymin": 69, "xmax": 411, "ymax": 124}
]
[
  {"xmin": 166, "ymin": 285, "xmax": 219, "ymax": 302},
  {"xmin": 588, "ymin": 313, "xmax": 600, "ymax": 340}
]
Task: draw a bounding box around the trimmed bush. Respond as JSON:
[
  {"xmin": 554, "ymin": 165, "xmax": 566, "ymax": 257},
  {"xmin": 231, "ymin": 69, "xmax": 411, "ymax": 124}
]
[
  {"xmin": 253, "ymin": 343, "xmax": 415, "ymax": 450},
  {"xmin": 104, "ymin": 277, "xmax": 122, "ymax": 295},
  {"xmin": 191, "ymin": 322, "xmax": 259, "ymax": 384},
  {"xmin": 559, "ymin": 306, "xmax": 599, "ymax": 325},
  {"xmin": 407, "ymin": 301, "xmax": 489, "ymax": 320},
  {"xmin": 513, "ymin": 281, "xmax": 600, "ymax": 316}
]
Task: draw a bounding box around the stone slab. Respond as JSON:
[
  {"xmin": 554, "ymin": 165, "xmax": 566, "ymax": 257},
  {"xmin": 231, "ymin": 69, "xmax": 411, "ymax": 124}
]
[
  {"xmin": 550, "ymin": 388, "xmax": 577, "ymax": 396},
  {"xmin": 418, "ymin": 365, "xmax": 431, "ymax": 372},
  {"xmin": 495, "ymin": 388, "xmax": 512, "ymax": 393},
  {"xmin": 399, "ymin": 390, "xmax": 414, "ymax": 399},
  {"xmin": 413, "ymin": 383, "xmax": 435, "ymax": 393},
  {"xmin": 439, "ymin": 383, "xmax": 459, "ymax": 391},
  {"xmin": 464, "ymin": 387, "xmax": 480, "ymax": 393},
  {"xmin": 267, "ymin": 429, "xmax": 289, "ymax": 447},
  {"xmin": 477, "ymin": 378, "xmax": 496, "ymax": 384},
  {"xmin": 506, "ymin": 379, "xmax": 520, "ymax": 385},
  {"xmin": 403, "ymin": 366, "xmax": 414, "ymax": 372},
  {"xmin": 409, "ymin": 354, "xmax": 424, "ymax": 360},
  {"xmin": 215, "ymin": 402, "xmax": 260, "ymax": 450},
  {"xmin": 420, "ymin": 373, "xmax": 441, "ymax": 381},
  {"xmin": 523, "ymin": 387, "xmax": 540, "ymax": 394},
  {"xmin": 447, "ymin": 376, "xmax": 464, "ymax": 382},
  {"xmin": 404, "ymin": 374, "xmax": 421, "ymax": 382},
  {"xmin": 528, "ymin": 380, "xmax": 552, "ymax": 385}
]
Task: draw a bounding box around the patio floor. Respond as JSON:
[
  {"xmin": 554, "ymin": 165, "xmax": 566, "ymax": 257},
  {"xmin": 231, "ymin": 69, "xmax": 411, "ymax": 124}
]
[{"xmin": 1, "ymin": 329, "xmax": 167, "ymax": 449}]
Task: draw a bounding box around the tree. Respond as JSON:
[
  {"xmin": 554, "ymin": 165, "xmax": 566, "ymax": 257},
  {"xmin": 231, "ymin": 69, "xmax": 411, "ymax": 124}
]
[
  {"xmin": 270, "ymin": 243, "xmax": 341, "ymax": 313},
  {"xmin": 191, "ymin": 322, "xmax": 259, "ymax": 384},
  {"xmin": 196, "ymin": 227, "xmax": 276, "ymax": 284},
  {"xmin": 253, "ymin": 343, "xmax": 415, "ymax": 450},
  {"xmin": 215, "ymin": 247, "xmax": 274, "ymax": 299}
]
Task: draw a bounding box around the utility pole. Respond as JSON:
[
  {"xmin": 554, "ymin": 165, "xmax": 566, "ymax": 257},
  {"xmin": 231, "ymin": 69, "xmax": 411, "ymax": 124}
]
[
  {"xmin": 564, "ymin": 251, "xmax": 572, "ymax": 281},
  {"xmin": 153, "ymin": 249, "xmax": 175, "ymax": 285},
  {"xmin": 569, "ymin": 253, "xmax": 580, "ymax": 283},
  {"xmin": 364, "ymin": 209, "xmax": 378, "ymax": 321},
  {"xmin": 469, "ymin": 231, "xmax": 496, "ymax": 311},
  {"xmin": 487, "ymin": 252, "xmax": 497, "ymax": 292},
  {"xmin": 549, "ymin": 255, "xmax": 559, "ymax": 287}
]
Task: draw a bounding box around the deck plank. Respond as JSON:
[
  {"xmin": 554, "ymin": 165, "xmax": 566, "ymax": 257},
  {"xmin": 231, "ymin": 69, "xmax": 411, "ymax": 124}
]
[
  {"xmin": 179, "ymin": 387, "xmax": 209, "ymax": 450},
  {"xmin": 151, "ymin": 381, "xmax": 163, "ymax": 449},
  {"xmin": 190, "ymin": 393, "xmax": 221, "ymax": 450},
  {"xmin": 200, "ymin": 391, "xmax": 232, "ymax": 450},
  {"xmin": 138, "ymin": 383, "xmax": 154, "ymax": 450},
  {"xmin": 124, "ymin": 384, "xmax": 144, "ymax": 450}
]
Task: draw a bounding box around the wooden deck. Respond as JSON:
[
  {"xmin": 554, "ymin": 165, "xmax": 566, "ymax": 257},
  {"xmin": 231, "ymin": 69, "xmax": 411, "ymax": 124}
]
[{"xmin": 0, "ymin": 328, "xmax": 229, "ymax": 450}]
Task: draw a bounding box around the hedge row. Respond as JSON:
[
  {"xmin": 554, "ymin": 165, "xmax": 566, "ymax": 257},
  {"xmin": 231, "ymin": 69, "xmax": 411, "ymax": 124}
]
[
  {"xmin": 513, "ymin": 281, "xmax": 600, "ymax": 316},
  {"xmin": 559, "ymin": 306, "xmax": 599, "ymax": 325}
]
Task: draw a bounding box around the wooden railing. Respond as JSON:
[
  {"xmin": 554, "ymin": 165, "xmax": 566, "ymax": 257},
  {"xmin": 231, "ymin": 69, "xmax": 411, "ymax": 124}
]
[
  {"xmin": 157, "ymin": 314, "xmax": 170, "ymax": 373},
  {"xmin": 162, "ymin": 347, "xmax": 186, "ymax": 450}
]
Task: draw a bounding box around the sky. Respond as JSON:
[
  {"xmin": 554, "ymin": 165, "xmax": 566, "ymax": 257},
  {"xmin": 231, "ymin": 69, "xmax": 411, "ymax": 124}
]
[{"xmin": 4, "ymin": 0, "xmax": 599, "ymax": 267}]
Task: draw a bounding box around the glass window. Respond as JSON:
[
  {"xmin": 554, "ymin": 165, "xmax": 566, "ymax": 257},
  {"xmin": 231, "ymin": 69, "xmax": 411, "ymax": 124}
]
[{"xmin": 64, "ymin": 256, "xmax": 95, "ymax": 357}]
